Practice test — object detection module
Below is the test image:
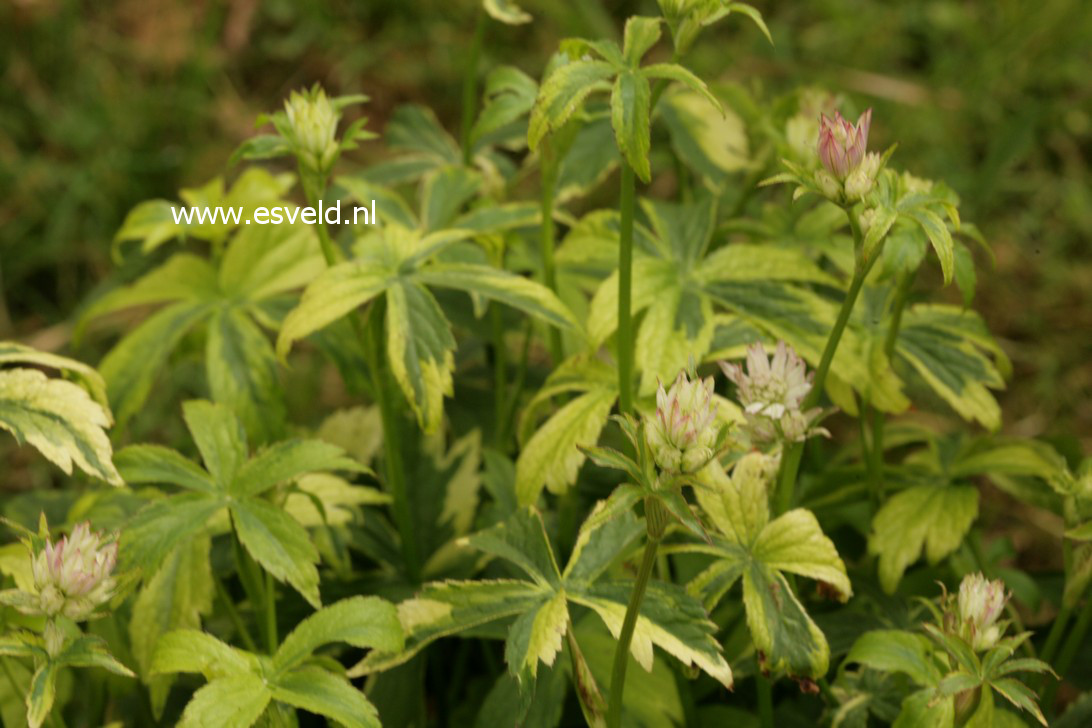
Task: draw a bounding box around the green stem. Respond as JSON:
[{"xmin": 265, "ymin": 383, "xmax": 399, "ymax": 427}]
[
  {"xmin": 865, "ymin": 269, "xmax": 915, "ymax": 509},
  {"xmin": 617, "ymin": 162, "xmax": 636, "ymax": 415},
  {"xmin": 859, "ymin": 398, "xmax": 882, "ymax": 511},
  {"xmin": 1043, "ymin": 596, "xmax": 1092, "ymax": 714},
  {"xmin": 539, "ymin": 143, "xmax": 563, "ymax": 362},
  {"xmin": 231, "ymin": 533, "xmax": 270, "ymax": 650},
  {"xmin": 774, "ymin": 207, "xmax": 876, "ymax": 514},
  {"xmin": 307, "ymin": 183, "xmax": 418, "ymax": 581},
  {"xmin": 460, "ymin": 8, "xmax": 487, "ymax": 165},
  {"xmin": 213, "ymin": 573, "xmax": 258, "ymax": 652},
  {"xmin": 1038, "ymin": 605, "xmax": 1072, "ymax": 675},
  {"xmin": 501, "ymin": 320, "xmax": 533, "ymax": 453},
  {"xmin": 364, "ymin": 302, "xmax": 420, "ymax": 581},
  {"xmin": 491, "ymin": 303, "xmax": 508, "ymax": 448},
  {"xmin": 264, "ymin": 570, "xmax": 278, "ymax": 652},
  {"xmin": 757, "ymin": 674, "xmax": 774, "ymax": 728},
  {"xmin": 606, "ymin": 534, "xmax": 660, "ymax": 728}
]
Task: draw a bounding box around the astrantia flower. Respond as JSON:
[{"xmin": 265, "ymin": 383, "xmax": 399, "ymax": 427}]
[
  {"xmin": 29, "ymin": 522, "xmax": 119, "ymax": 621},
  {"xmin": 719, "ymin": 341, "xmax": 828, "ymax": 445},
  {"xmin": 645, "ymin": 371, "xmax": 720, "ymax": 474},
  {"xmin": 817, "ymin": 109, "xmax": 872, "ymax": 180},
  {"xmin": 284, "ymin": 86, "xmax": 339, "ymax": 173},
  {"xmin": 721, "ymin": 341, "xmax": 810, "ymax": 418},
  {"xmin": 956, "ymin": 573, "xmax": 1008, "ymax": 651}
]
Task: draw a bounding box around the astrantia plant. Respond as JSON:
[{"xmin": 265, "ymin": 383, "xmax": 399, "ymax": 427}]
[{"xmin": 1, "ymin": 3, "xmax": 1086, "ymax": 727}]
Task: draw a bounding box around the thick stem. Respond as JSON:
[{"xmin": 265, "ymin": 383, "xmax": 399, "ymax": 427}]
[
  {"xmin": 606, "ymin": 535, "xmax": 660, "ymax": 728},
  {"xmin": 617, "ymin": 163, "xmax": 636, "ymax": 415},
  {"xmin": 460, "ymin": 9, "xmax": 487, "ymax": 166},
  {"xmin": 757, "ymin": 674, "xmax": 774, "ymax": 728},
  {"xmin": 539, "ymin": 142, "xmax": 563, "ymax": 362}
]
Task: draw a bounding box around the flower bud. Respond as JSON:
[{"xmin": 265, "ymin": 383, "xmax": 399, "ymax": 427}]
[
  {"xmin": 30, "ymin": 522, "xmax": 119, "ymax": 621},
  {"xmin": 284, "ymin": 86, "xmax": 340, "ymax": 173},
  {"xmin": 956, "ymin": 573, "xmax": 1007, "ymax": 651},
  {"xmin": 645, "ymin": 371, "xmax": 720, "ymax": 474},
  {"xmin": 844, "ymin": 152, "xmax": 881, "ymax": 201},
  {"xmin": 817, "ymin": 109, "xmax": 872, "ymax": 181}
]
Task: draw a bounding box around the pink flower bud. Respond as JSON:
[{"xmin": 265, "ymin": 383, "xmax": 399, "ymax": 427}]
[
  {"xmin": 817, "ymin": 109, "xmax": 872, "ymax": 180},
  {"xmin": 645, "ymin": 371, "xmax": 720, "ymax": 473}
]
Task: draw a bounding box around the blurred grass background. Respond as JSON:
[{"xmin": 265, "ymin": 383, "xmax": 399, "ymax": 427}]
[{"xmin": 1, "ymin": 0, "xmax": 1089, "ymax": 451}]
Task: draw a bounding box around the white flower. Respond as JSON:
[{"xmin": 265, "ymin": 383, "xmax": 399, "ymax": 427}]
[
  {"xmin": 957, "ymin": 573, "xmax": 1008, "ymax": 651},
  {"xmin": 721, "ymin": 342, "xmax": 811, "ymax": 419},
  {"xmin": 30, "ymin": 522, "xmax": 119, "ymax": 621},
  {"xmin": 719, "ymin": 341, "xmax": 828, "ymax": 445},
  {"xmin": 645, "ymin": 371, "xmax": 720, "ymax": 474}
]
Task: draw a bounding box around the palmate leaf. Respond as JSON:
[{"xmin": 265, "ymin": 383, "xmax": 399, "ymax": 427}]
[
  {"xmin": 516, "ymin": 387, "xmax": 616, "ymax": 505},
  {"xmin": 350, "ymin": 580, "xmax": 549, "ymax": 675},
  {"xmin": 895, "ymin": 304, "xmax": 1008, "ymax": 430},
  {"xmin": 355, "ymin": 506, "xmax": 733, "ymax": 691},
  {"xmin": 279, "ymin": 222, "xmax": 577, "ymax": 434},
  {"xmin": 121, "ymin": 400, "xmax": 363, "ymax": 603},
  {"xmin": 89, "ymin": 171, "xmax": 323, "ymax": 437},
  {"xmin": 0, "ymin": 361, "xmax": 122, "ymax": 485},
  {"xmin": 154, "ymin": 597, "xmax": 401, "ymax": 728},
  {"xmin": 868, "ymin": 484, "xmax": 979, "ymax": 594},
  {"xmin": 677, "ymin": 458, "xmax": 850, "ymax": 679}
]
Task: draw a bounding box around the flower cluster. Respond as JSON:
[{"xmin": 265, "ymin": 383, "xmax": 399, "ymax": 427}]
[
  {"xmin": 815, "ymin": 109, "xmax": 880, "ymax": 202},
  {"xmin": 955, "ymin": 572, "xmax": 1008, "ymax": 651},
  {"xmin": 645, "ymin": 371, "xmax": 721, "ymax": 474},
  {"xmin": 719, "ymin": 341, "xmax": 828, "ymax": 446},
  {"xmin": 283, "ymin": 86, "xmax": 340, "ymax": 174},
  {"xmin": 29, "ymin": 522, "xmax": 119, "ymax": 621}
]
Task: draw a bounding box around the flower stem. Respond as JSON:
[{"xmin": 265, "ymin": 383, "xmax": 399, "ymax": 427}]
[
  {"xmin": 606, "ymin": 537, "xmax": 659, "ymax": 728},
  {"xmin": 607, "ymin": 499, "xmax": 667, "ymax": 728},
  {"xmin": 774, "ymin": 207, "xmax": 876, "ymax": 514},
  {"xmin": 866, "ymin": 269, "xmax": 915, "ymax": 509},
  {"xmin": 460, "ymin": 8, "xmax": 487, "ymax": 166},
  {"xmin": 756, "ymin": 674, "xmax": 774, "ymax": 728},
  {"xmin": 539, "ymin": 141, "xmax": 563, "ymax": 362},
  {"xmin": 617, "ymin": 162, "xmax": 636, "ymax": 415}
]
